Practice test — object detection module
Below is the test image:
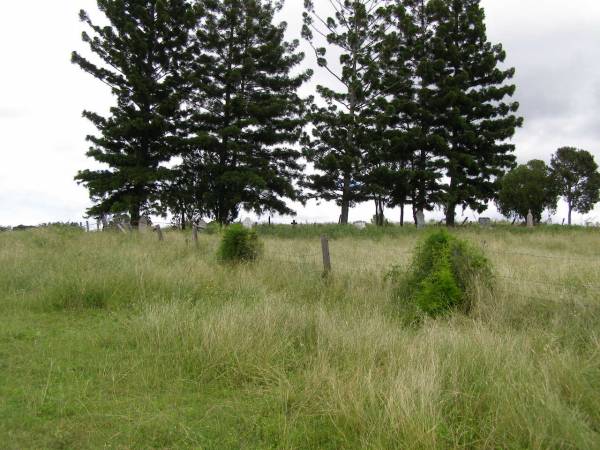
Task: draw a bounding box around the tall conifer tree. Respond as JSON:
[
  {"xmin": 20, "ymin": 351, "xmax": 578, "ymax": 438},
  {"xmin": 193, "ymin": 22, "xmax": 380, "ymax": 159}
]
[
  {"xmin": 73, "ymin": 0, "xmax": 194, "ymax": 226},
  {"xmin": 302, "ymin": 0, "xmax": 390, "ymax": 224},
  {"xmin": 182, "ymin": 0, "xmax": 311, "ymax": 225},
  {"xmin": 387, "ymin": 0, "xmax": 450, "ymax": 224},
  {"xmin": 378, "ymin": 0, "xmax": 445, "ymax": 226},
  {"xmin": 427, "ymin": 0, "xmax": 522, "ymax": 225}
]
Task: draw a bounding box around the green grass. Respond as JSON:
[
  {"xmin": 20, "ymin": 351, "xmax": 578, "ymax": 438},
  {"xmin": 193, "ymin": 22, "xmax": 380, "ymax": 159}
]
[{"xmin": 1, "ymin": 226, "xmax": 600, "ymax": 449}]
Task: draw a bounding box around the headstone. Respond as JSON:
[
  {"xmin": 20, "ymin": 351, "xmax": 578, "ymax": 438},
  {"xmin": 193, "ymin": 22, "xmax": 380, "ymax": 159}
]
[
  {"xmin": 478, "ymin": 217, "xmax": 491, "ymax": 226},
  {"xmin": 527, "ymin": 210, "xmax": 534, "ymax": 228},
  {"xmin": 291, "ymin": 220, "xmax": 298, "ymax": 227},
  {"xmin": 416, "ymin": 210, "xmax": 425, "ymax": 229},
  {"xmin": 197, "ymin": 219, "xmax": 208, "ymax": 230},
  {"xmin": 242, "ymin": 218, "xmax": 253, "ymax": 229},
  {"xmin": 353, "ymin": 221, "xmax": 367, "ymax": 230},
  {"xmin": 154, "ymin": 225, "xmax": 164, "ymax": 241},
  {"xmin": 139, "ymin": 216, "xmax": 150, "ymax": 233}
]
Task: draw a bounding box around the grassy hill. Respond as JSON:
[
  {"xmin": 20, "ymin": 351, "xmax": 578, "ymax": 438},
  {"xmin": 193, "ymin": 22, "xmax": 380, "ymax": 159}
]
[{"xmin": 1, "ymin": 225, "xmax": 599, "ymax": 449}]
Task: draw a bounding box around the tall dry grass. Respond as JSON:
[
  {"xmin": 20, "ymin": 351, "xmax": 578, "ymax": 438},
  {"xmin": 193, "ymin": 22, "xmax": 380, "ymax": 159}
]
[{"xmin": 1, "ymin": 226, "xmax": 599, "ymax": 448}]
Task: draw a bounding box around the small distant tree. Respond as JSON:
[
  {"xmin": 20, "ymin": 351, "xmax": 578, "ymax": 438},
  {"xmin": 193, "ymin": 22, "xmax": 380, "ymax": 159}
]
[
  {"xmin": 550, "ymin": 147, "xmax": 600, "ymax": 225},
  {"xmin": 496, "ymin": 160, "xmax": 559, "ymax": 223}
]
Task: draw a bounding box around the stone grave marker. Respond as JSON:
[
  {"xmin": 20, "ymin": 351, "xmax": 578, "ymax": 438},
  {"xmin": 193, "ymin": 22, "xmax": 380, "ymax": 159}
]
[
  {"xmin": 242, "ymin": 218, "xmax": 253, "ymax": 229},
  {"xmin": 527, "ymin": 210, "xmax": 534, "ymax": 228},
  {"xmin": 478, "ymin": 217, "xmax": 491, "ymax": 226},
  {"xmin": 139, "ymin": 216, "xmax": 150, "ymax": 232},
  {"xmin": 416, "ymin": 210, "xmax": 425, "ymax": 229}
]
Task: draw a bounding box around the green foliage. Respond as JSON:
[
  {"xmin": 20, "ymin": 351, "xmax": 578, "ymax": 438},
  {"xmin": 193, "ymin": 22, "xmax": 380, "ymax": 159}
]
[
  {"xmin": 72, "ymin": 0, "xmax": 194, "ymax": 226},
  {"xmin": 217, "ymin": 224, "xmax": 262, "ymax": 263},
  {"xmin": 392, "ymin": 230, "xmax": 492, "ymax": 317},
  {"xmin": 302, "ymin": 0, "xmax": 388, "ymax": 224},
  {"xmin": 551, "ymin": 147, "xmax": 600, "ymax": 224},
  {"xmin": 180, "ymin": 0, "xmax": 312, "ymax": 225},
  {"xmin": 497, "ymin": 160, "xmax": 559, "ymax": 223},
  {"xmin": 425, "ymin": 0, "xmax": 522, "ymax": 225}
]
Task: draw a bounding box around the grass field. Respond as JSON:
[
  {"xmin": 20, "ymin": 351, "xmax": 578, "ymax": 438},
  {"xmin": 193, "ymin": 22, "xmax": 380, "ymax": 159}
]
[{"xmin": 1, "ymin": 225, "xmax": 600, "ymax": 449}]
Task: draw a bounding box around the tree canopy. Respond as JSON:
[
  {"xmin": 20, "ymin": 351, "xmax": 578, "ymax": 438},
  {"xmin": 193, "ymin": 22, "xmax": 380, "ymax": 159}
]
[
  {"xmin": 550, "ymin": 147, "xmax": 600, "ymax": 225},
  {"xmin": 496, "ymin": 160, "xmax": 559, "ymax": 223}
]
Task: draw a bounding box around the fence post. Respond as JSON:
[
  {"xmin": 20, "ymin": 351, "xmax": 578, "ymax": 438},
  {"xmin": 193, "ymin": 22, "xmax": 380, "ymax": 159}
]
[
  {"xmin": 85, "ymin": 220, "xmax": 90, "ymax": 232},
  {"xmin": 321, "ymin": 235, "xmax": 331, "ymax": 276},
  {"xmin": 155, "ymin": 225, "xmax": 164, "ymax": 241}
]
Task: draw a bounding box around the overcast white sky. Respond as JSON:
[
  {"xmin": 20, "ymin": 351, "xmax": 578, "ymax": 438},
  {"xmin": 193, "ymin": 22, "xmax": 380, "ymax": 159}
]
[{"xmin": 1, "ymin": 0, "xmax": 600, "ymax": 226}]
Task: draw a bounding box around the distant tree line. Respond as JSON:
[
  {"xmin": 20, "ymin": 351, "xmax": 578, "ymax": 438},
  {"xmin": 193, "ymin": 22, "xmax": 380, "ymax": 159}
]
[
  {"xmin": 73, "ymin": 0, "xmax": 536, "ymax": 227},
  {"xmin": 497, "ymin": 147, "xmax": 600, "ymax": 225}
]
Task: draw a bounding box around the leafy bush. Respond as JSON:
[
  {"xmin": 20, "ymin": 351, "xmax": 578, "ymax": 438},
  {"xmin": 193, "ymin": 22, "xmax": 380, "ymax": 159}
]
[
  {"xmin": 217, "ymin": 224, "xmax": 262, "ymax": 263},
  {"xmin": 389, "ymin": 230, "xmax": 492, "ymax": 317}
]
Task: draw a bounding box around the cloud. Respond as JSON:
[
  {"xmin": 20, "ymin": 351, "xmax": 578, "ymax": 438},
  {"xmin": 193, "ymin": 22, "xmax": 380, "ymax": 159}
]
[
  {"xmin": 1, "ymin": 0, "xmax": 600, "ymax": 225},
  {"xmin": 0, "ymin": 107, "xmax": 27, "ymax": 120}
]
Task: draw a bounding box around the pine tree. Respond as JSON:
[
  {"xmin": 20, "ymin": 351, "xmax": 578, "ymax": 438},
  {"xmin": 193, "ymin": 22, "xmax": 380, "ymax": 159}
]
[
  {"xmin": 302, "ymin": 0, "xmax": 391, "ymax": 224},
  {"xmin": 551, "ymin": 147, "xmax": 600, "ymax": 225},
  {"xmin": 182, "ymin": 0, "xmax": 311, "ymax": 225},
  {"xmin": 426, "ymin": 0, "xmax": 522, "ymax": 225},
  {"xmin": 378, "ymin": 0, "xmax": 446, "ymax": 226},
  {"xmin": 72, "ymin": 0, "xmax": 194, "ymax": 226}
]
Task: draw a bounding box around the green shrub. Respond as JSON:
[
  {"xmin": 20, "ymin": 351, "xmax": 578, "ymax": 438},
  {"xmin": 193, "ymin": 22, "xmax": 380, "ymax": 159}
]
[
  {"xmin": 217, "ymin": 224, "xmax": 262, "ymax": 263},
  {"xmin": 390, "ymin": 230, "xmax": 492, "ymax": 317}
]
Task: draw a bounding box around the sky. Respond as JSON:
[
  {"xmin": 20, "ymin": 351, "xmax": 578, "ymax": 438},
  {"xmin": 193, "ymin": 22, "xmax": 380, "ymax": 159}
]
[{"xmin": 1, "ymin": 0, "xmax": 600, "ymax": 226}]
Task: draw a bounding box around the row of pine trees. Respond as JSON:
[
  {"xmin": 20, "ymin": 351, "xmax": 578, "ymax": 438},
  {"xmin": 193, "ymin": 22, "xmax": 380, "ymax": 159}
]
[{"xmin": 73, "ymin": 0, "xmax": 522, "ymax": 227}]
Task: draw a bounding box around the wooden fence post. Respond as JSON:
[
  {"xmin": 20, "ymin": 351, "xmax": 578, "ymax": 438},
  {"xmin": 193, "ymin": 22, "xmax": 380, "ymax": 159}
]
[
  {"xmin": 155, "ymin": 225, "xmax": 164, "ymax": 241},
  {"xmin": 321, "ymin": 235, "xmax": 331, "ymax": 276},
  {"xmin": 85, "ymin": 221, "xmax": 90, "ymax": 232}
]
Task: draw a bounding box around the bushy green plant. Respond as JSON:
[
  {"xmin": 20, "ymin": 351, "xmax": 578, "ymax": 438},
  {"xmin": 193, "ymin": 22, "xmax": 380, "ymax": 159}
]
[
  {"xmin": 217, "ymin": 224, "xmax": 262, "ymax": 263},
  {"xmin": 390, "ymin": 230, "xmax": 492, "ymax": 317}
]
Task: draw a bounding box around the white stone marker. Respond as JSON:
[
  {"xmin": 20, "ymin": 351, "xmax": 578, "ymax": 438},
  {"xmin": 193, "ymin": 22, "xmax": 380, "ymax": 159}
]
[
  {"xmin": 527, "ymin": 210, "xmax": 534, "ymax": 228},
  {"xmin": 139, "ymin": 216, "xmax": 149, "ymax": 232},
  {"xmin": 416, "ymin": 210, "xmax": 425, "ymax": 229}
]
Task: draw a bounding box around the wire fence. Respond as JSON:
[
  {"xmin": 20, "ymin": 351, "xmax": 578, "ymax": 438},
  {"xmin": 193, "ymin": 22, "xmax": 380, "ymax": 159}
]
[{"xmin": 79, "ymin": 223, "xmax": 600, "ymax": 298}]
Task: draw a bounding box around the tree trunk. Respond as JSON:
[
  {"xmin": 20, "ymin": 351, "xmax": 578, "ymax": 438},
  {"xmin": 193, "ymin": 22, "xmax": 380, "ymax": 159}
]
[
  {"xmin": 568, "ymin": 200, "xmax": 573, "ymax": 225},
  {"xmin": 446, "ymin": 202, "xmax": 456, "ymax": 227},
  {"xmin": 374, "ymin": 197, "xmax": 385, "ymax": 226},
  {"xmin": 129, "ymin": 202, "xmax": 141, "ymax": 228},
  {"xmin": 445, "ymin": 176, "xmax": 458, "ymax": 227},
  {"xmin": 340, "ymin": 175, "xmax": 351, "ymax": 225},
  {"xmin": 400, "ymin": 202, "xmax": 405, "ymax": 227}
]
